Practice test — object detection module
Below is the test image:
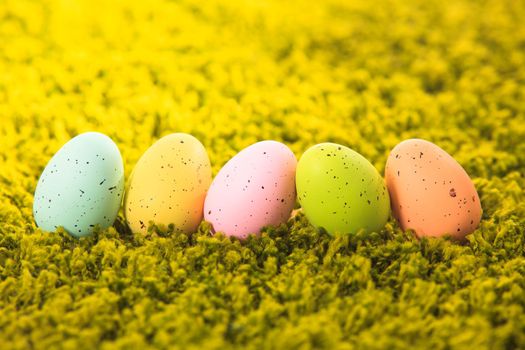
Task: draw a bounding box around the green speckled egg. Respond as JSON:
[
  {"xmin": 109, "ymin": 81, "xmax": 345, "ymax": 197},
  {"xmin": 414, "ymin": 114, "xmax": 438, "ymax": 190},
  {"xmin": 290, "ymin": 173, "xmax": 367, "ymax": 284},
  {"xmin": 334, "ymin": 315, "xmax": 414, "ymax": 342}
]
[{"xmin": 296, "ymin": 143, "xmax": 390, "ymax": 235}]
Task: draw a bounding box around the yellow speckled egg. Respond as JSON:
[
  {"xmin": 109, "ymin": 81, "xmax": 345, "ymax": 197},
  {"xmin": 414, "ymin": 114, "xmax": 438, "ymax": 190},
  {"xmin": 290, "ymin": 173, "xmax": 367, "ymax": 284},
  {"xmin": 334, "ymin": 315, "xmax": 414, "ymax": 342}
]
[{"xmin": 124, "ymin": 133, "xmax": 212, "ymax": 234}]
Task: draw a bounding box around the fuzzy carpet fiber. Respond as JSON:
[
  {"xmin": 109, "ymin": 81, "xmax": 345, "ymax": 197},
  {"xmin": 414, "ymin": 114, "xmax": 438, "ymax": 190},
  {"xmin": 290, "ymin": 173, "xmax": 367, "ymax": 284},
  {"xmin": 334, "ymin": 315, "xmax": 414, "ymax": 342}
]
[{"xmin": 1, "ymin": 0, "xmax": 525, "ymax": 349}]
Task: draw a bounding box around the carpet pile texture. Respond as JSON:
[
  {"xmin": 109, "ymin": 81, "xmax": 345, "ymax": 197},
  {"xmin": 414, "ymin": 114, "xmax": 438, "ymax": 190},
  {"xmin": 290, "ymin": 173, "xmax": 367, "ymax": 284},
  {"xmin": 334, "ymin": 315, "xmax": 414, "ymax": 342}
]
[{"xmin": 1, "ymin": 0, "xmax": 525, "ymax": 349}]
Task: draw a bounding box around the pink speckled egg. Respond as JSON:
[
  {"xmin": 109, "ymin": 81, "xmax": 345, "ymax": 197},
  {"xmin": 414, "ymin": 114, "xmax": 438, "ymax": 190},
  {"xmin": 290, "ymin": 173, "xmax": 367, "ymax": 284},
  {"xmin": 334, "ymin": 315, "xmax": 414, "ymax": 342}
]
[{"xmin": 204, "ymin": 141, "xmax": 297, "ymax": 239}]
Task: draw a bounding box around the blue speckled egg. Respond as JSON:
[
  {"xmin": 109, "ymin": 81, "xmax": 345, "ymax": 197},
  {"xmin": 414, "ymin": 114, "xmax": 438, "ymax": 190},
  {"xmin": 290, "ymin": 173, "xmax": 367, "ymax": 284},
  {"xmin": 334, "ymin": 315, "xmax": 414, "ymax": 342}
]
[{"xmin": 33, "ymin": 132, "xmax": 124, "ymax": 237}]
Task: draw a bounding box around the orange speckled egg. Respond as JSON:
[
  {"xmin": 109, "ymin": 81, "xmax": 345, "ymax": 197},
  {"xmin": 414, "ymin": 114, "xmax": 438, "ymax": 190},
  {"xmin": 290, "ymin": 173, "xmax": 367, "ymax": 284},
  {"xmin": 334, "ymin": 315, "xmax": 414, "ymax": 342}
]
[
  {"xmin": 385, "ymin": 139, "xmax": 482, "ymax": 240},
  {"xmin": 124, "ymin": 133, "xmax": 212, "ymax": 234}
]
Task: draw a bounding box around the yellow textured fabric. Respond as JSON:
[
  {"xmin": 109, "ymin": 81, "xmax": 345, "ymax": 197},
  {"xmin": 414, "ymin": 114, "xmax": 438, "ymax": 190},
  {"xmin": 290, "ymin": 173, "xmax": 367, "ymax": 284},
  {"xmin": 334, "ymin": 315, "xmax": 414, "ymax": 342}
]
[{"xmin": 1, "ymin": 0, "xmax": 525, "ymax": 349}]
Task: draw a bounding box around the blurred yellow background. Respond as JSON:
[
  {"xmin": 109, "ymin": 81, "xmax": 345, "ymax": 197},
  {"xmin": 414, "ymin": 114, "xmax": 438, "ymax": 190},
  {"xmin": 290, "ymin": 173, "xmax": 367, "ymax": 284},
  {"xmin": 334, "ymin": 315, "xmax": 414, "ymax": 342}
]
[{"xmin": 1, "ymin": 0, "xmax": 525, "ymax": 349}]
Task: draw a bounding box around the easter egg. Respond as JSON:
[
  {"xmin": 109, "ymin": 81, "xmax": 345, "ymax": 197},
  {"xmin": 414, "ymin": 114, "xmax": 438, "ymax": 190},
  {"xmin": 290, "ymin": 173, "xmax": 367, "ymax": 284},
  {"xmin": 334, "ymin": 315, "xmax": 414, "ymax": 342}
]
[
  {"xmin": 296, "ymin": 143, "xmax": 390, "ymax": 235},
  {"xmin": 385, "ymin": 139, "xmax": 482, "ymax": 240},
  {"xmin": 124, "ymin": 133, "xmax": 212, "ymax": 234},
  {"xmin": 204, "ymin": 140, "xmax": 297, "ymax": 239},
  {"xmin": 33, "ymin": 132, "xmax": 125, "ymax": 238}
]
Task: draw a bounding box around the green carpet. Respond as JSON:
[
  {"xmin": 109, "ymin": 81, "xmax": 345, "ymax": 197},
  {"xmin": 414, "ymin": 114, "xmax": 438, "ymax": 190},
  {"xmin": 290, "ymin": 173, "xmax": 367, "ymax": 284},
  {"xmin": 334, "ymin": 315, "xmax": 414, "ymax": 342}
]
[{"xmin": 1, "ymin": 0, "xmax": 525, "ymax": 348}]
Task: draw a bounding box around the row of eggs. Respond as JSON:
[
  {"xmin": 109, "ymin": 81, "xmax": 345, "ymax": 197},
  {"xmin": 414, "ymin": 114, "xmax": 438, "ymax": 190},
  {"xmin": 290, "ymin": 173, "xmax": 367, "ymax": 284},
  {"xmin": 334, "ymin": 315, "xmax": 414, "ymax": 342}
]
[{"xmin": 33, "ymin": 132, "xmax": 482, "ymax": 240}]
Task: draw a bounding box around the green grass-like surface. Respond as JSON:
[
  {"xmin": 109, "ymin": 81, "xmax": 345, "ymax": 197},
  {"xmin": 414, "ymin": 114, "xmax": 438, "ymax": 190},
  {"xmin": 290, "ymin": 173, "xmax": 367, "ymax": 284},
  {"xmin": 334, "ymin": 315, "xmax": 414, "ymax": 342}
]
[{"xmin": 1, "ymin": 0, "xmax": 525, "ymax": 349}]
